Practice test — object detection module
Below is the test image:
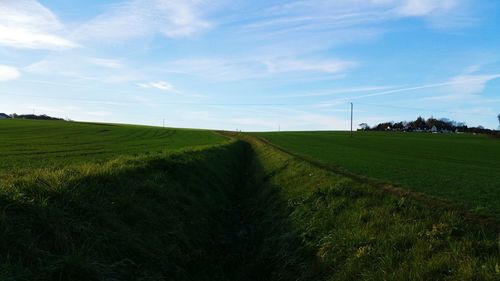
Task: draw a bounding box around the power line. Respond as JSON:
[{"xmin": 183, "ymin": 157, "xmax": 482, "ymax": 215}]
[{"xmin": 350, "ymin": 102, "xmax": 353, "ymax": 137}]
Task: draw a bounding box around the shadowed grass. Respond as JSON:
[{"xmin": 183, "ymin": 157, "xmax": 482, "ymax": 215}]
[{"xmin": 0, "ymin": 141, "xmax": 248, "ymax": 280}]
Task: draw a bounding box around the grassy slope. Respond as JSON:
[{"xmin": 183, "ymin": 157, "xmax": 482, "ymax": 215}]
[
  {"xmin": 238, "ymin": 133, "xmax": 499, "ymax": 281},
  {"xmin": 0, "ymin": 140, "xmax": 249, "ymax": 280},
  {"xmin": 0, "ymin": 119, "xmax": 225, "ymax": 171},
  {"xmin": 0, "ymin": 121, "xmax": 498, "ymax": 280},
  {"xmin": 253, "ymin": 131, "xmax": 500, "ymax": 216}
]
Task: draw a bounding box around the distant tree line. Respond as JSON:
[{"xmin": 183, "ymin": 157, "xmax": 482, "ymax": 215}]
[
  {"xmin": 0, "ymin": 113, "xmax": 64, "ymax": 121},
  {"xmin": 359, "ymin": 116, "xmax": 499, "ymax": 135}
]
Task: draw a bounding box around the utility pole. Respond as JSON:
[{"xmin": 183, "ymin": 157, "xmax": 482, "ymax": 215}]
[{"xmin": 350, "ymin": 102, "xmax": 353, "ymax": 137}]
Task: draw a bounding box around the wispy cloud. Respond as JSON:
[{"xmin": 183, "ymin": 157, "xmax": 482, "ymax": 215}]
[
  {"xmin": 76, "ymin": 0, "xmax": 213, "ymax": 42},
  {"xmin": 167, "ymin": 56, "xmax": 355, "ymax": 82},
  {"xmin": 316, "ymin": 74, "xmax": 500, "ymax": 107},
  {"xmin": 445, "ymin": 74, "xmax": 500, "ymax": 97},
  {"xmin": 0, "ymin": 1, "xmax": 77, "ymax": 50},
  {"xmin": 420, "ymin": 74, "xmax": 500, "ymax": 102},
  {"xmin": 264, "ymin": 58, "xmax": 355, "ymax": 74},
  {"xmin": 0, "ymin": 65, "xmax": 21, "ymax": 81},
  {"xmin": 137, "ymin": 81, "xmax": 178, "ymax": 92},
  {"xmin": 352, "ymin": 75, "xmax": 500, "ymax": 100},
  {"xmin": 24, "ymin": 55, "xmax": 146, "ymax": 84},
  {"xmin": 274, "ymin": 86, "xmax": 398, "ymax": 98},
  {"xmin": 242, "ymin": 0, "xmax": 470, "ymax": 36},
  {"xmin": 396, "ymin": 0, "xmax": 458, "ymax": 17},
  {"xmin": 88, "ymin": 58, "xmax": 123, "ymax": 69},
  {"xmin": 166, "ymin": 58, "xmax": 264, "ymax": 82}
]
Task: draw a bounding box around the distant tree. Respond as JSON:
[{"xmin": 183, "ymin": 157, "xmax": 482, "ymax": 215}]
[
  {"xmin": 498, "ymin": 113, "xmax": 500, "ymax": 127},
  {"xmin": 359, "ymin": 123, "xmax": 370, "ymax": 131},
  {"xmin": 367, "ymin": 116, "xmax": 499, "ymax": 135},
  {"xmin": 14, "ymin": 114, "xmax": 63, "ymax": 121},
  {"xmin": 392, "ymin": 121, "xmax": 404, "ymax": 130},
  {"xmin": 425, "ymin": 117, "xmax": 437, "ymax": 129},
  {"xmin": 411, "ymin": 116, "xmax": 427, "ymax": 130},
  {"xmin": 375, "ymin": 122, "xmax": 393, "ymax": 131}
]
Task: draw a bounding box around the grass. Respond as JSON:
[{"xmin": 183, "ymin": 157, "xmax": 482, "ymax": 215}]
[
  {"xmin": 0, "ymin": 140, "xmax": 249, "ymax": 280},
  {"xmin": 0, "ymin": 119, "xmax": 225, "ymax": 171},
  {"xmin": 0, "ymin": 121, "xmax": 499, "ymax": 280},
  {"xmin": 235, "ymin": 133, "xmax": 500, "ymax": 281},
  {"xmin": 253, "ymin": 131, "xmax": 500, "ymax": 217}
]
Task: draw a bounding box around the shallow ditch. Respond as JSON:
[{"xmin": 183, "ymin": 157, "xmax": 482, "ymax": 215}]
[{"xmin": 0, "ymin": 138, "xmax": 499, "ymax": 281}]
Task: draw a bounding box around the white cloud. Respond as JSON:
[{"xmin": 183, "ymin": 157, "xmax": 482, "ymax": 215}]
[
  {"xmin": 166, "ymin": 56, "xmax": 354, "ymax": 82},
  {"xmin": 396, "ymin": 0, "xmax": 458, "ymax": 17},
  {"xmin": 166, "ymin": 58, "xmax": 264, "ymax": 81},
  {"xmin": 445, "ymin": 74, "xmax": 500, "ymax": 97},
  {"xmin": 0, "ymin": 65, "xmax": 21, "ymax": 81},
  {"xmin": 315, "ymin": 74, "xmax": 500, "ymax": 106},
  {"xmin": 24, "ymin": 56, "xmax": 145, "ymax": 84},
  {"xmin": 88, "ymin": 58, "xmax": 123, "ymax": 69},
  {"xmin": 274, "ymin": 86, "xmax": 398, "ymax": 98},
  {"xmin": 137, "ymin": 81, "xmax": 176, "ymax": 92},
  {"xmin": 76, "ymin": 0, "xmax": 212, "ymax": 41},
  {"xmin": 244, "ymin": 0, "xmax": 469, "ymax": 37},
  {"xmin": 264, "ymin": 58, "xmax": 355, "ymax": 74},
  {"xmin": 0, "ymin": 1, "xmax": 77, "ymax": 50}
]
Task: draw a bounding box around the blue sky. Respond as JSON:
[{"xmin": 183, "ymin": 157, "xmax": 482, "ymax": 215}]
[{"xmin": 1, "ymin": 0, "xmax": 499, "ymax": 131}]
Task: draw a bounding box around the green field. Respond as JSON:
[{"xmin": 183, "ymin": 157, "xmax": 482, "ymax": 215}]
[
  {"xmin": 254, "ymin": 131, "xmax": 500, "ymax": 216},
  {"xmin": 0, "ymin": 120, "xmax": 499, "ymax": 280},
  {"xmin": 0, "ymin": 119, "xmax": 225, "ymax": 171}
]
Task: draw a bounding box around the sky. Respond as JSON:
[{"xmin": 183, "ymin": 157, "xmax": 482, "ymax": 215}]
[{"xmin": 1, "ymin": 0, "xmax": 499, "ymax": 131}]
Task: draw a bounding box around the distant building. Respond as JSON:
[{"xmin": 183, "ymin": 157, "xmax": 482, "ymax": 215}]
[{"xmin": 431, "ymin": 125, "xmax": 438, "ymax": 133}]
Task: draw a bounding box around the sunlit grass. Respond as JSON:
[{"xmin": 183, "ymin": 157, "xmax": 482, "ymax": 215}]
[{"xmin": 253, "ymin": 131, "xmax": 500, "ymax": 217}]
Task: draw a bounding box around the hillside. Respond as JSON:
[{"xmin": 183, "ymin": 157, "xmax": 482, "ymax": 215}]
[
  {"xmin": 0, "ymin": 121, "xmax": 498, "ymax": 280},
  {"xmin": 0, "ymin": 119, "xmax": 225, "ymax": 172}
]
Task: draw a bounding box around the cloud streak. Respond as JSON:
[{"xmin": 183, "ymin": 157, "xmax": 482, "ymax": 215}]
[
  {"xmin": 0, "ymin": 65, "xmax": 21, "ymax": 81},
  {"xmin": 317, "ymin": 74, "xmax": 500, "ymax": 107},
  {"xmin": 76, "ymin": 0, "xmax": 213, "ymax": 42},
  {"xmin": 0, "ymin": 1, "xmax": 77, "ymax": 50},
  {"xmin": 352, "ymin": 74, "xmax": 500, "ymax": 100},
  {"xmin": 242, "ymin": 0, "xmax": 469, "ymax": 36},
  {"xmin": 396, "ymin": 0, "xmax": 458, "ymax": 17},
  {"xmin": 137, "ymin": 81, "xmax": 178, "ymax": 92},
  {"xmin": 264, "ymin": 58, "xmax": 355, "ymax": 74}
]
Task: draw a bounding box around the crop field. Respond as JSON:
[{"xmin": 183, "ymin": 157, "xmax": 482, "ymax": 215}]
[
  {"xmin": 0, "ymin": 119, "xmax": 225, "ymax": 172},
  {"xmin": 254, "ymin": 131, "xmax": 500, "ymax": 217},
  {"xmin": 0, "ymin": 120, "xmax": 499, "ymax": 280}
]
